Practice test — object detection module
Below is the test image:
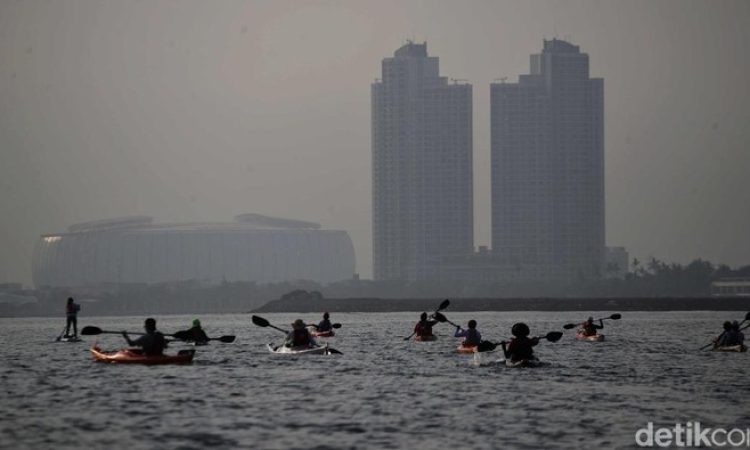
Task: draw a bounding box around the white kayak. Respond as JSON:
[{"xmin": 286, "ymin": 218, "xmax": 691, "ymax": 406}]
[
  {"xmin": 576, "ymin": 332, "xmax": 605, "ymax": 342},
  {"xmin": 267, "ymin": 343, "xmax": 336, "ymax": 355},
  {"xmin": 503, "ymin": 358, "xmax": 545, "ymax": 368}
]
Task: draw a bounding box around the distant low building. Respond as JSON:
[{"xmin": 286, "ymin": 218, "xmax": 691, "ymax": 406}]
[
  {"xmin": 604, "ymin": 247, "xmax": 629, "ymax": 279},
  {"xmin": 711, "ymin": 278, "xmax": 750, "ymax": 297},
  {"xmin": 32, "ymin": 215, "xmax": 355, "ymax": 289}
]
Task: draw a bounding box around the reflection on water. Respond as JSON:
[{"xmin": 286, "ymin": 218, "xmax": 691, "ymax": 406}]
[{"xmin": 0, "ymin": 311, "xmax": 747, "ymax": 449}]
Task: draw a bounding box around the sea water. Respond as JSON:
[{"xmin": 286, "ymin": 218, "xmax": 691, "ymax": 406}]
[{"xmin": 0, "ymin": 311, "xmax": 747, "ymax": 449}]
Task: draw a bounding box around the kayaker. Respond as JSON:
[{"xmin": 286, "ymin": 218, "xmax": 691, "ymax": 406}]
[
  {"xmin": 65, "ymin": 297, "xmax": 81, "ymax": 338},
  {"xmin": 285, "ymin": 319, "xmax": 315, "ymax": 348},
  {"xmin": 579, "ymin": 316, "xmax": 603, "ymax": 337},
  {"xmin": 315, "ymin": 312, "xmax": 332, "ymax": 332},
  {"xmin": 714, "ymin": 321, "xmax": 734, "ymax": 347},
  {"xmin": 122, "ymin": 318, "xmax": 167, "ymax": 356},
  {"xmin": 454, "ymin": 320, "xmax": 482, "ymax": 346},
  {"xmin": 182, "ymin": 319, "xmax": 209, "ymax": 344},
  {"xmin": 501, "ymin": 323, "xmax": 539, "ymax": 362},
  {"xmin": 414, "ymin": 312, "xmax": 439, "ymax": 338}
]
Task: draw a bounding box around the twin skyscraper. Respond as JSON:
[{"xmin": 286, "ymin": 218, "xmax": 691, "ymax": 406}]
[{"xmin": 372, "ymin": 40, "xmax": 604, "ymax": 284}]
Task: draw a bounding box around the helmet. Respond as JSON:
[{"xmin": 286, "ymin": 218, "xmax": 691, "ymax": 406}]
[
  {"xmin": 192, "ymin": 319, "xmax": 201, "ymax": 328},
  {"xmin": 511, "ymin": 322, "xmax": 530, "ymax": 337},
  {"xmin": 292, "ymin": 319, "xmax": 306, "ymax": 329},
  {"xmin": 587, "ymin": 317, "xmax": 594, "ymax": 323},
  {"xmin": 723, "ymin": 321, "xmax": 732, "ymax": 331},
  {"xmin": 420, "ymin": 312, "xmax": 428, "ymax": 321},
  {"xmin": 468, "ymin": 320, "xmax": 477, "ymax": 329},
  {"xmin": 323, "ymin": 312, "xmax": 330, "ymax": 319}
]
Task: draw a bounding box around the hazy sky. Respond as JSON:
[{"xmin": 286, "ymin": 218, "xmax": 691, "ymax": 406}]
[{"xmin": 1, "ymin": 0, "xmax": 749, "ymax": 285}]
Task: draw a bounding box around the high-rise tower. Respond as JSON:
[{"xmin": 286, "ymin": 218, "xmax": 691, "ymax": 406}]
[
  {"xmin": 491, "ymin": 39, "xmax": 604, "ymax": 281},
  {"xmin": 372, "ymin": 42, "xmax": 473, "ymax": 281}
]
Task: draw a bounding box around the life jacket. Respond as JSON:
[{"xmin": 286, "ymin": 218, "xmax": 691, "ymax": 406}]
[
  {"xmin": 139, "ymin": 332, "xmax": 167, "ymax": 356},
  {"xmin": 66, "ymin": 303, "xmax": 79, "ymax": 316},
  {"xmin": 507, "ymin": 336, "xmax": 535, "ymax": 361},
  {"xmin": 463, "ymin": 329, "xmax": 481, "ymax": 346},
  {"xmin": 415, "ymin": 320, "xmax": 434, "ymax": 336},
  {"xmin": 581, "ymin": 322, "xmax": 597, "ymax": 336},
  {"xmin": 318, "ymin": 319, "xmax": 332, "ymax": 332},
  {"xmin": 292, "ymin": 328, "xmax": 311, "ymax": 347}
]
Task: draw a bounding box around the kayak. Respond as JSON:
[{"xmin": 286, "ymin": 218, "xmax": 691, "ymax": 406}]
[
  {"xmin": 311, "ymin": 329, "xmax": 335, "ymax": 338},
  {"xmin": 713, "ymin": 345, "xmax": 747, "ymax": 352},
  {"xmin": 504, "ymin": 358, "xmax": 545, "ymax": 368},
  {"xmin": 576, "ymin": 332, "xmax": 605, "ymax": 342},
  {"xmin": 415, "ymin": 335, "xmax": 437, "ymax": 342},
  {"xmin": 456, "ymin": 344, "xmax": 478, "ymax": 354},
  {"xmin": 266, "ymin": 343, "xmax": 336, "ymax": 355},
  {"xmin": 91, "ymin": 346, "xmax": 195, "ymax": 365}
]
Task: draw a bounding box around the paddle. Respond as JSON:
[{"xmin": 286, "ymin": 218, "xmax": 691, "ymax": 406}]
[
  {"xmin": 563, "ymin": 313, "xmax": 622, "ymax": 330},
  {"xmin": 433, "ymin": 311, "xmax": 460, "ymax": 328},
  {"xmin": 251, "ymin": 315, "xmax": 289, "ymax": 334},
  {"xmin": 55, "ymin": 325, "xmax": 67, "ymax": 342},
  {"xmin": 171, "ymin": 330, "xmax": 236, "ymax": 343},
  {"xmin": 699, "ymin": 311, "xmax": 750, "ymax": 350},
  {"xmin": 403, "ymin": 299, "xmax": 450, "ymax": 341},
  {"xmin": 252, "ymin": 316, "xmax": 343, "ymax": 354},
  {"xmin": 81, "ymin": 326, "xmax": 235, "ymax": 343},
  {"xmin": 477, "ymin": 331, "xmax": 564, "ymax": 353}
]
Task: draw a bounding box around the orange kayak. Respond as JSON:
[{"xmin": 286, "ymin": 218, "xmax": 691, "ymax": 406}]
[
  {"xmin": 91, "ymin": 346, "xmax": 195, "ymax": 365},
  {"xmin": 456, "ymin": 344, "xmax": 478, "ymax": 354},
  {"xmin": 415, "ymin": 335, "xmax": 437, "ymax": 342}
]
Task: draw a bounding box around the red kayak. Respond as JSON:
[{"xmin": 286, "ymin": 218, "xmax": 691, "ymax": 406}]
[
  {"xmin": 576, "ymin": 332, "xmax": 605, "ymax": 342},
  {"xmin": 91, "ymin": 346, "xmax": 195, "ymax": 365},
  {"xmin": 415, "ymin": 335, "xmax": 437, "ymax": 342},
  {"xmin": 311, "ymin": 329, "xmax": 335, "ymax": 338}
]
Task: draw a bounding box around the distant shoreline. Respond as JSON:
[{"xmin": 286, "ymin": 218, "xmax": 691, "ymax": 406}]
[
  {"xmin": 253, "ymin": 296, "xmax": 750, "ymax": 313},
  {"xmin": 2, "ymin": 296, "xmax": 748, "ymax": 318}
]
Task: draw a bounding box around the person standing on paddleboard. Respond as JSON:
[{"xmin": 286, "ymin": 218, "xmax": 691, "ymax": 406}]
[
  {"xmin": 65, "ymin": 297, "xmax": 81, "ymax": 338},
  {"xmin": 285, "ymin": 319, "xmax": 315, "ymax": 348},
  {"xmin": 454, "ymin": 320, "xmax": 482, "ymax": 346},
  {"xmin": 501, "ymin": 323, "xmax": 539, "ymax": 362},
  {"xmin": 122, "ymin": 318, "xmax": 167, "ymax": 356},
  {"xmin": 414, "ymin": 312, "xmax": 439, "ymax": 338},
  {"xmin": 579, "ymin": 317, "xmax": 603, "ymax": 337}
]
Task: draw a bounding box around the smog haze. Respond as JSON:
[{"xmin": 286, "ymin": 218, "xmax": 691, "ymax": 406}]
[{"xmin": 1, "ymin": 0, "xmax": 749, "ymax": 284}]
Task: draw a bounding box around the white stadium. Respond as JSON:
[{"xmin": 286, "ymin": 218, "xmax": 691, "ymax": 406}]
[{"xmin": 32, "ymin": 215, "xmax": 356, "ymax": 288}]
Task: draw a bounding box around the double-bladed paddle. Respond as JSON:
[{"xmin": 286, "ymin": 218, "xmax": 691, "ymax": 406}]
[
  {"xmin": 432, "ymin": 311, "xmax": 460, "ymax": 328},
  {"xmin": 699, "ymin": 311, "xmax": 750, "ymax": 351},
  {"xmin": 563, "ymin": 313, "xmax": 622, "ymax": 330},
  {"xmin": 403, "ymin": 299, "xmax": 450, "ymax": 341},
  {"xmin": 476, "ymin": 331, "xmax": 564, "ymax": 353},
  {"xmin": 81, "ymin": 326, "xmax": 236, "ymax": 343},
  {"xmin": 251, "ymin": 315, "xmax": 342, "ymax": 354},
  {"xmin": 251, "ymin": 315, "xmax": 288, "ymax": 334}
]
